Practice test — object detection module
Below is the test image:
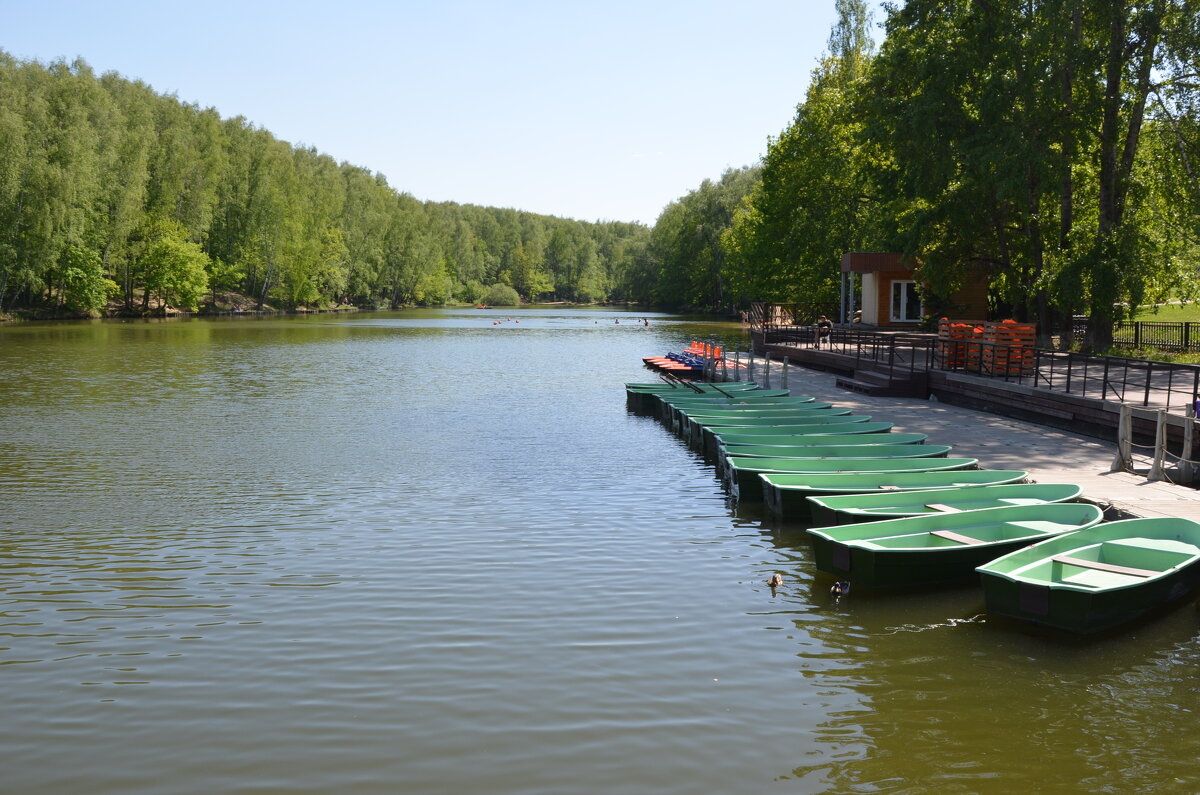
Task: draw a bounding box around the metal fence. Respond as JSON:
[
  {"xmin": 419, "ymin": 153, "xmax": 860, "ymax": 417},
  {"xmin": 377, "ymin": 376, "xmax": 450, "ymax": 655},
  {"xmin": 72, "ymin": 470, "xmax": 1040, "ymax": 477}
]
[
  {"xmin": 749, "ymin": 301, "xmax": 840, "ymax": 332},
  {"xmin": 765, "ymin": 326, "xmax": 935, "ymax": 381},
  {"xmin": 764, "ymin": 324, "xmax": 1200, "ymax": 412},
  {"xmin": 937, "ymin": 340, "xmax": 1200, "ymax": 412},
  {"xmin": 1111, "ymin": 321, "xmax": 1200, "ymax": 352}
]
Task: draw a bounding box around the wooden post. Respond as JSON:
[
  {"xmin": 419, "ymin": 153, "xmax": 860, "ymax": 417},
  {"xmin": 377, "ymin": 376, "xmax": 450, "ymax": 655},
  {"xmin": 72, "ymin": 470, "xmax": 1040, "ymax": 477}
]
[
  {"xmin": 763, "ymin": 352, "xmax": 772, "ymax": 388},
  {"xmin": 839, "ymin": 272, "xmax": 846, "ymax": 324},
  {"xmin": 733, "ymin": 344, "xmax": 741, "ymax": 381},
  {"xmin": 1111, "ymin": 403, "xmax": 1131, "ymax": 472},
  {"xmin": 849, "ymin": 273, "xmax": 857, "ymax": 324},
  {"xmin": 1183, "ymin": 416, "xmax": 1196, "ymax": 484},
  {"xmin": 747, "ymin": 352, "xmax": 755, "ymax": 382},
  {"xmin": 782, "ymin": 358, "xmax": 789, "ymax": 390},
  {"xmin": 1149, "ymin": 409, "xmax": 1167, "ymax": 481}
]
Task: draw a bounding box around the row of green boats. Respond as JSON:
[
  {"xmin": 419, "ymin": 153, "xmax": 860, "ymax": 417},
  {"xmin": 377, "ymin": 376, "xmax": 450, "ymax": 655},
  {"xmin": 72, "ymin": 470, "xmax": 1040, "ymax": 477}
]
[{"xmin": 627, "ymin": 377, "xmax": 1200, "ymax": 634}]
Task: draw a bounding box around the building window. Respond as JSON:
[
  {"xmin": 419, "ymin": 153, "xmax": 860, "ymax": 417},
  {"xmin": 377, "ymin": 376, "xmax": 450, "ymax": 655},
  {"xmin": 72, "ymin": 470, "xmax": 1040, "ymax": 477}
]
[{"xmin": 891, "ymin": 280, "xmax": 922, "ymax": 322}]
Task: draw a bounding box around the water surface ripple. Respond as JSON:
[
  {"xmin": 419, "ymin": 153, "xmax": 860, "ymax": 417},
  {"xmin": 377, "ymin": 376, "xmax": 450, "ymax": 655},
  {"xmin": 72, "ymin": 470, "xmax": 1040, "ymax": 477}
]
[{"xmin": 2, "ymin": 309, "xmax": 1198, "ymax": 793}]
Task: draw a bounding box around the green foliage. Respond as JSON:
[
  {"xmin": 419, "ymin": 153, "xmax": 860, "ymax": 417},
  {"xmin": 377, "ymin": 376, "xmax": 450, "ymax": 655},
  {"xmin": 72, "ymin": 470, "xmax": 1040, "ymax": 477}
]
[
  {"xmin": 636, "ymin": 0, "xmax": 1200, "ymax": 343},
  {"xmin": 644, "ymin": 166, "xmax": 761, "ymax": 311},
  {"xmin": 7, "ymin": 5, "xmax": 1197, "ymax": 330},
  {"xmin": 712, "ymin": 2, "xmax": 879, "ymax": 313},
  {"xmin": 0, "ymin": 51, "xmax": 649, "ymax": 316},
  {"xmin": 137, "ymin": 218, "xmax": 209, "ymax": 311},
  {"xmin": 855, "ymin": 0, "xmax": 1200, "ymax": 349},
  {"xmin": 59, "ymin": 244, "xmax": 116, "ymax": 314},
  {"xmin": 725, "ymin": 48, "xmax": 875, "ymax": 306},
  {"xmin": 1132, "ymin": 302, "xmax": 1200, "ymax": 322},
  {"xmin": 458, "ymin": 278, "xmax": 486, "ymax": 305},
  {"xmin": 483, "ymin": 282, "xmax": 520, "ymax": 306},
  {"xmin": 206, "ymin": 257, "xmax": 245, "ymax": 305}
]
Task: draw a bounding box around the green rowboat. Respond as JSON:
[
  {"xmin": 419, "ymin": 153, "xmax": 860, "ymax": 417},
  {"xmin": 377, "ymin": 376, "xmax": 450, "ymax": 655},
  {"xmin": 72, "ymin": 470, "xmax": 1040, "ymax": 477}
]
[
  {"xmin": 761, "ymin": 470, "xmax": 1030, "ymax": 519},
  {"xmin": 976, "ymin": 517, "xmax": 1200, "ymax": 633},
  {"xmin": 659, "ymin": 393, "xmax": 815, "ymax": 422},
  {"xmin": 704, "ymin": 422, "xmax": 894, "ymax": 456},
  {"xmin": 676, "ymin": 403, "xmax": 842, "ymax": 425},
  {"xmin": 720, "ymin": 432, "xmax": 926, "ymax": 449},
  {"xmin": 679, "ymin": 407, "xmax": 851, "ymax": 438},
  {"xmin": 726, "ymin": 456, "xmax": 979, "ymax": 501},
  {"xmin": 700, "ymin": 417, "xmax": 874, "ymax": 453},
  {"xmin": 674, "ymin": 404, "xmax": 843, "ymax": 435},
  {"xmin": 658, "ymin": 390, "xmax": 797, "ymax": 408},
  {"xmin": 677, "ymin": 404, "xmax": 843, "ymax": 418},
  {"xmin": 657, "ymin": 387, "xmax": 795, "ymax": 400},
  {"xmin": 807, "ymin": 483, "xmax": 1084, "ymax": 525},
  {"xmin": 714, "ymin": 427, "xmax": 899, "ymax": 446},
  {"xmin": 807, "ymin": 503, "xmax": 1104, "ymax": 588},
  {"xmin": 625, "ymin": 380, "xmax": 762, "ymax": 411},
  {"xmin": 625, "ymin": 380, "xmax": 759, "ymax": 391},
  {"xmin": 659, "ymin": 392, "xmax": 809, "ymax": 407},
  {"xmin": 717, "ymin": 444, "xmax": 952, "ymax": 469}
]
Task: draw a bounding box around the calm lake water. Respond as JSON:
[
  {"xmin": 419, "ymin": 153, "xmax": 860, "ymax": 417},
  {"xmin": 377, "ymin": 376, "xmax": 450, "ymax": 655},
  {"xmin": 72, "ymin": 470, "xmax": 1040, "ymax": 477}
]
[{"xmin": 2, "ymin": 307, "xmax": 1198, "ymax": 793}]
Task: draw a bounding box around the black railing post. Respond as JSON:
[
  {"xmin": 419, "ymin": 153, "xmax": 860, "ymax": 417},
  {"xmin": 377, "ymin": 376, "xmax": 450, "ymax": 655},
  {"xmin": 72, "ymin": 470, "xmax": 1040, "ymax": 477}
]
[{"xmin": 1144, "ymin": 360, "xmax": 1154, "ymax": 407}]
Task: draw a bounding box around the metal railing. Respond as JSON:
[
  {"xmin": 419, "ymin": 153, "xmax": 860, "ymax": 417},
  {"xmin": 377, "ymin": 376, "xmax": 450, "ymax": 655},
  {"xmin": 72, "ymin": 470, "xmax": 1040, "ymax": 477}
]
[
  {"xmin": 763, "ymin": 324, "xmax": 1200, "ymax": 412},
  {"xmin": 749, "ymin": 301, "xmax": 840, "ymax": 333},
  {"xmin": 936, "ymin": 339, "xmax": 1200, "ymax": 412},
  {"xmin": 764, "ymin": 325, "xmax": 936, "ymax": 386},
  {"xmin": 1112, "ymin": 320, "xmax": 1200, "ymax": 352}
]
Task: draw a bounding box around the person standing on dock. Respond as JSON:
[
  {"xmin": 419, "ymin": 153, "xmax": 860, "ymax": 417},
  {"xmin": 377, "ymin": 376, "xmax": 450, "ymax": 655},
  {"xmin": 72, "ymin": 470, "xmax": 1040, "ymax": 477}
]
[{"xmin": 817, "ymin": 315, "xmax": 832, "ymax": 348}]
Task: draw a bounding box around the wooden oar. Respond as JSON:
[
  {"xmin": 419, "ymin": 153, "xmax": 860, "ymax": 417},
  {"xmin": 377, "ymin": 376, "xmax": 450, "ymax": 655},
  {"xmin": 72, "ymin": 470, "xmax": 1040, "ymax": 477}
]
[{"xmin": 661, "ymin": 372, "xmax": 704, "ymax": 392}]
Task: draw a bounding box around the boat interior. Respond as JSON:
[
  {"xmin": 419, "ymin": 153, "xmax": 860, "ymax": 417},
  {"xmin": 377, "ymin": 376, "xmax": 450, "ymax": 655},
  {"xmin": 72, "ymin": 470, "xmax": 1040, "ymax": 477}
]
[{"xmin": 1013, "ymin": 538, "xmax": 1200, "ymax": 588}]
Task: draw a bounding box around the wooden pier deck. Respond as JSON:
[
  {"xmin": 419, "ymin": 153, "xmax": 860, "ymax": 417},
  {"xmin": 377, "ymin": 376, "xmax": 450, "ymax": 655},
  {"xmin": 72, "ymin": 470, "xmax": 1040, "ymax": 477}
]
[{"xmin": 725, "ymin": 358, "xmax": 1200, "ymax": 522}]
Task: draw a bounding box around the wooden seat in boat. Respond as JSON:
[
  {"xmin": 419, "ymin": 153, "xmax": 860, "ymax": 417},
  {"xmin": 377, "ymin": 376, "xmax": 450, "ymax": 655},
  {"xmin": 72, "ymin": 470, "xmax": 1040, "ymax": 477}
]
[
  {"xmin": 930, "ymin": 529, "xmax": 984, "ymax": 545},
  {"xmin": 1051, "ymin": 555, "xmax": 1156, "ymax": 578}
]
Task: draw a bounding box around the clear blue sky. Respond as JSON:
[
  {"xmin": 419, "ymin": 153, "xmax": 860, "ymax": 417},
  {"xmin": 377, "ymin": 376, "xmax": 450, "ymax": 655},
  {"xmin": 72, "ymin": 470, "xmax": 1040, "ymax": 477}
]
[{"xmin": 3, "ymin": 0, "xmax": 871, "ymax": 225}]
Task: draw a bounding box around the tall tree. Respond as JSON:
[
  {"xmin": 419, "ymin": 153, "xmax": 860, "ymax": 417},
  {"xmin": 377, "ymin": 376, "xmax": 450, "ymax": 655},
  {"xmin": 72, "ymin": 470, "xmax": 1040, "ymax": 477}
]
[
  {"xmin": 649, "ymin": 167, "xmax": 760, "ymax": 311},
  {"xmin": 859, "ymin": 0, "xmax": 1199, "ymax": 349},
  {"xmin": 724, "ymin": 0, "xmax": 876, "ymax": 312},
  {"xmin": 0, "ymin": 50, "xmax": 652, "ymax": 315}
]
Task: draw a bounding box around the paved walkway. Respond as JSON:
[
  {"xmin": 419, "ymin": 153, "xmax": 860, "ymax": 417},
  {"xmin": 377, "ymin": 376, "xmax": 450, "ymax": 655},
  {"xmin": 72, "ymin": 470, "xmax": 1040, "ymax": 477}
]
[{"xmin": 726, "ymin": 356, "xmax": 1200, "ymax": 521}]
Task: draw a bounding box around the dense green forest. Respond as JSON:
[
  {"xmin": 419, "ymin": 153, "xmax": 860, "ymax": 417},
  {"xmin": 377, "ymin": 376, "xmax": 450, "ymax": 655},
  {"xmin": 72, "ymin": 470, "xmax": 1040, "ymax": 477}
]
[
  {"xmin": 645, "ymin": 0, "xmax": 1200, "ymax": 349},
  {"xmin": 4, "ymin": 0, "xmax": 1199, "ymax": 337},
  {"xmin": 0, "ymin": 51, "xmax": 653, "ymax": 316}
]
